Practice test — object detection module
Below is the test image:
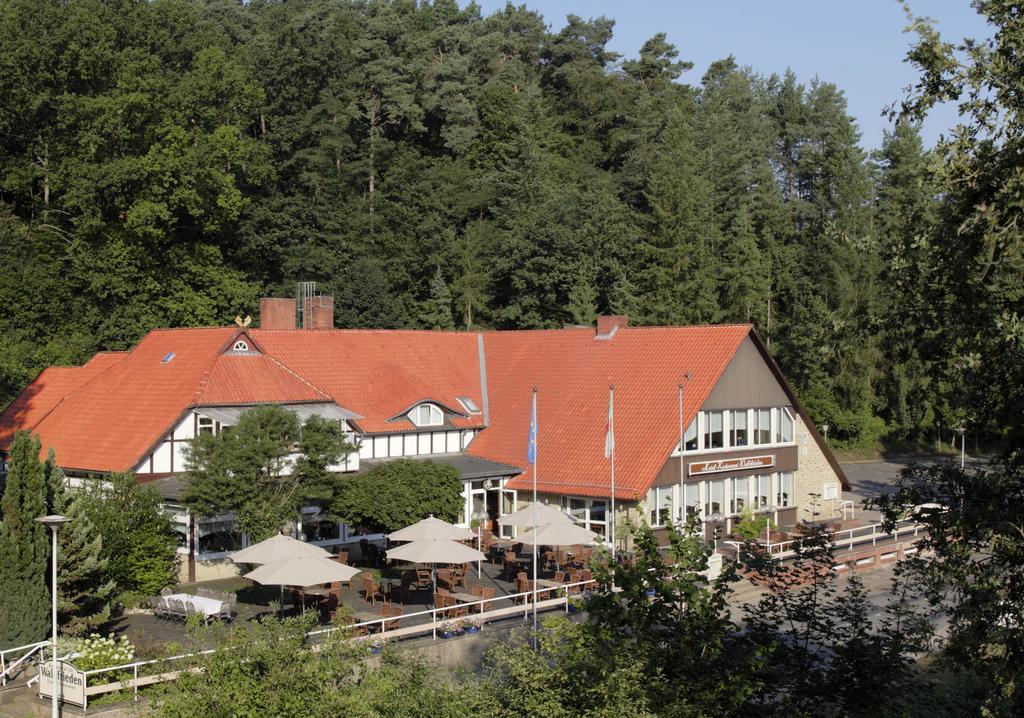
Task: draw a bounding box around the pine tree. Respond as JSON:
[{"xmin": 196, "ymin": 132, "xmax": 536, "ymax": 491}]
[
  {"xmin": 420, "ymin": 268, "xmax": 455, "ymax": 330},
  {"xmin": 0, "ymin": 431, "xmax": 49, "ymax": 649},
  {"xmin": 44, "ymin": 451, "xmax": 114, "ymax": 636},
  {"xmin": 567, "ymin": 263, "xmax": 598, "ymax": 325}
]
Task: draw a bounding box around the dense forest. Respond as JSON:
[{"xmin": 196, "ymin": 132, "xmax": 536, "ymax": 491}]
[{"xmin": 0, "ymin": 0, "xmax": 996, "ymax": 449}]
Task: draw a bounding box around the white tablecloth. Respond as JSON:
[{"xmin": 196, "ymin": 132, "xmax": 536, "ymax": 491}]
[{"xmin": 166, "ymin": 593, "xmax": 225, "ymax": 617}]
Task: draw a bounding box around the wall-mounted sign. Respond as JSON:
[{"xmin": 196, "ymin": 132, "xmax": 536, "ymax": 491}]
[
  {"xmin": 689, "ymin": 454, "xmax": 775, "ymax": 476},
  {"xmin": 37, "ymin": 660, "xmax": 87, "ymax": 707}
]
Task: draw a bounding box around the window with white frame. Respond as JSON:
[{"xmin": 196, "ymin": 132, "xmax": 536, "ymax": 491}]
[
  {"xmin": 779, "ymin": 407, "xmax": 794, "ymax": 443},
  {"xmin": 684, "ymin": 418, "xmax": 698, "ymax": 451},
  {"xmin": 823, "ymin": 483, "xmax": 839, "ymax": 501},
  {"xmin": 458, "ymin": 396, "xmax": 480, "ymax": 413},
  {"xmin": 647, "ymin": 486, "xmax": 674, "ymax": 526},
  {"xmin": 754, "ymin": 409, "xmax": 771, "ymax": 445},
  {"xmin": 564, "ymin": 497, "xmax": 607, "ymax": 536},
  {"xmin": 197, "ymin": 517, "xmax": 242, "ymax": 555},
  {"xmin": 409, "ymin": 403, "xmax": 444, "ymax": 427},
  {"xmin": 198, "ymin": 416, "xmax": 215, "ymax": 435},
  {"xmin": 232, "ymin": 339, "xmax": 249, "ymax": 351},
  {"xmin": 704, "ymin": 410, "xmax": 724, "ymax": 449},
  {"xmin": 683, "ymin": 483, "xmax": 700, "ymax": 521},
  {"xmin": 755, "ymin": 474, "xmax": 772, "ymax": 508},
  {"xmin": 777, "ymin": 472, "xmax": 793, "ymax": 507},
  {"xmin": 730, "ymin": 410, "xmax": 748, "ymax": 447},
  {"xmin": 730, "ymin": 477, "xmax": 748, "ymax": 514},
  {"xmin": 705, "ymin": 479, "xmax": 724, "ymax": 517}
]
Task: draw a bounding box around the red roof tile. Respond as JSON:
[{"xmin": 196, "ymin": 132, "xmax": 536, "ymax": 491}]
[
  {"xmin": 0, "ymin": 352, "xmax": 127, "ymax": 450},
  {"xmin": 251, "ymin": 330, "xmax": 485, "ymax": 434},
  {"xmin": 25, "ymin": 328, "xmax": 238, "ymax": 472},
  {"xmin": 468, "ymin": 325, "xmax": 752, "ymax": 500},
  {"xmin": 194, "ymin": 352, "xmax": 332, "ymax": 406}
]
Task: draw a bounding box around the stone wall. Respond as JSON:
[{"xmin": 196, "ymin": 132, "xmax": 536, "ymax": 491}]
[{"xmin": 792, "ymin": 413, "xmax": 843, "ymax": 522}]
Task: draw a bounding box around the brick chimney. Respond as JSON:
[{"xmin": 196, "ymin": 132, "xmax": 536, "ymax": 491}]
[
  {"xmin": 260, "ymin": 298, "xmax": 297, "ymax": 330},
  {"xmin": 596, "ymin": 315, "xmax": 629, "ymax": 338},
  {"xmin": 305, "ymin": 295, "xmax": 334, "ymax": 330}
]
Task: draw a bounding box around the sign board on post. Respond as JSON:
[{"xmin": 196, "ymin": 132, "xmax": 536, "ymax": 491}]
[
  {"xmin": 37, "ymin": 660, "xmax": 87, "ymax": 707},
  {"xmin": 688, "ymin": 454, "xmax": 775, "ymax": 476}
]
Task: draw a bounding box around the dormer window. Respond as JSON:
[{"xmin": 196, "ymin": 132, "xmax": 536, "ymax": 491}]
[
  {"xmin": 410, "ymin": 403, "xmax": 444, "ymax": 427},
  {"xmin": 232, "ymin": 340, "xmax": 249, "ymax": 352}
]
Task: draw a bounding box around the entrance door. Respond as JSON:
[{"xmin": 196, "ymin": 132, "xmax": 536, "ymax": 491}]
[
  {"xmin": 500, "ymin": 488, "xmax": 517, "ymax": 539},
  {"xmin": 485, "ymin": 489, "xmax": 500, "ymax": 535}
]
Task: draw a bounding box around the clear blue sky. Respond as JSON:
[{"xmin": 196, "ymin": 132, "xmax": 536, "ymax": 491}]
[{"xmin": 470, "ymin": 0, "xmax": 990, "ymax": 150}]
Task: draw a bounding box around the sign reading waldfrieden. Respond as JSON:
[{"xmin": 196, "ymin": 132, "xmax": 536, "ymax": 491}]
[
  {"xmin": 688, "ymin": 455, "xmax": 775, "ymax": 476},
  {"xmin": 37, "ymin": 660, "xmax": 87, "ymax": 707}
]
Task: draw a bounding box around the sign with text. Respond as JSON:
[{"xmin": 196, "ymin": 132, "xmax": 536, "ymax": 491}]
[
  {"xmin": 37, "ymin": 660, "xmax": 87, "ymax": 707},
  {"xmin": 689, "ymin": 454, "xmax": 775, "ymax": 477}
]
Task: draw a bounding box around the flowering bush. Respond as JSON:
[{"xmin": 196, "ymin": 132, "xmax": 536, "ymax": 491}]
[
  {"xmin": 460, "ymin": 617, "xmax": 482, "ymax": 630},
  {"xmin": 439, "ymin": 621, "xmax": 461, "ymax": 635},
  {"xmin": 71, "ymin": 634, "xmax": 136, "ymax": 673}
]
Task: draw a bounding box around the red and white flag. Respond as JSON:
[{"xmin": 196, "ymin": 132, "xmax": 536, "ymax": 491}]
[{"xmin": 604, "ymin": 386, "xmax": 615, "ymax": 459}]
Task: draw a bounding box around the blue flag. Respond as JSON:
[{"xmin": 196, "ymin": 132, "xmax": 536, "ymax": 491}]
[{"xmin": 527, "ymin": 391, "xmax": 537, "ymax": 465}]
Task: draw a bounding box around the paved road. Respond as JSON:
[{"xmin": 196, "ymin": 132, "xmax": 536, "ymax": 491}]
[{"xmin": 840, "ymin": 456, "xmax": 987, "ymax": 499}]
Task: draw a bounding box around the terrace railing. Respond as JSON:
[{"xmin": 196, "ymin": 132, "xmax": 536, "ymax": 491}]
[
  {"xmin": 58, "ymin": 578, "xmax": 597, "ymax": 711},
  {"xmin": 1, "ymin": 640, "xmax": 49, "ymax": 686},
  {"xmin": 722, "ymin": 517, "xmax": 926, "ymax": 561}
]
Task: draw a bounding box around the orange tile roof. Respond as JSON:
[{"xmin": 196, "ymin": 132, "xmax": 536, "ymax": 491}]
[
  {"xmin": 193, "ymin": 352, "xmax": 332, "ymax": 406},
  {"xmin": 251, "ymin": 330, "xmax": 486, "ymax": 434},
  {"xmin": 468, "ymin": 325, "xmax": 752, "ymax": 500},
  {"xmin": 0, "ymin": 352, "xmax": 127, "ymax": 450},
  {"xmin": 0, "ymin": 322, "xmax": 767, "ymax": 500}
]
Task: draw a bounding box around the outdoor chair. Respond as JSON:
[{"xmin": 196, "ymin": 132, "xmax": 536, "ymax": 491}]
[
  {"xmin": 581, "ymin": 569, "xmax": 594, "ymax": 586},
  {"xmin": 361, "ymin": 576, "xmax": 383, "ymax": 605},
  {"xmin": 323, "ymin": 593, "xmax": 339, "ymax": 621},
  {"xmin": 388, "ymin": 581, "xmax": 408, "ymax": 605},
  {"xmin": 471, "ymin": 584, "xmax": 495, "ymax": 612},
  {"xmin": 165, "ymin": 598, "xmax": 187, "ymax": 621},
  {"xmin": 196, "ymin": 587, "xmax": 211, "ymax": 598},
  {"xmin": 160, "ymin": 587, "xmax": 173, "ymax": 597},
  {"xmin": 513, "ymin": 578, "xmax": 530, "ymax": 604},
  {"xmin": 381, "ymin": 603, "xmax": 403, "ymax": 631},
  {"xmin": 530, "ymin": 581, "xmax": 552, "ymax": 601},
  {"xmin": 150, "ymin": 596, "xmax": 167, "ymax": 620},
  {"xmin": 415, "ymin": 568, "xmax": 433, "ymax": 588},
  {"xmin": 335, "ymin": 550, "xmax": 349, "ymax": 565},
  {"xmin": 344, "ymin": 614, "xmax": 370, "ymax": 637},
  {"xmin": 291, "ymin": 589, "xmax": 305, "ymax": 613},
  {"xmin": 543, "ymin": 550, "xmax": 557, "ymax": 571},
  {"xmin": 502, "ymin": 552, "xmax": 520, "ymax": 581},
  {"xmin": 553, "ymin": 570, "xmax": 566, "ymax": 585},
  {"xmin": 448, "ymin": 566, "xmax": 467, "ymax": 590}
]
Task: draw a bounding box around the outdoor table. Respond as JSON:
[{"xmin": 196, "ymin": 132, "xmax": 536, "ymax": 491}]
[
  {"xmin": 449, "ymin": 591, "xmax": 483, "ymax": 612},
  {"xmin": 354, "ymin": 610, "xmax": 383, "ymax": 624},
  {"xmin": 534, "ymin": 579, "xmax": 561, "ymax": 590},
  {"xmin": 166, "ymin": 593, "xmax": 225, "ymax": 618}
]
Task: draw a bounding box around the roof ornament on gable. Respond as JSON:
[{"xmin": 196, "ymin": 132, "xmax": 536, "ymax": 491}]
[{"xmin": 234, "ymin": 315, "xmax": 252, "ymax": 327}]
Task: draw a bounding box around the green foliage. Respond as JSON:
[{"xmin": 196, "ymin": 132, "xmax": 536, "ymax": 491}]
[
  {"xmin": 76, "ymin": 472, "xmax": 178, "ymax": 597},
  {"xmin": 183, "ymin": 406, "xmax": 354, "ymax": 541},
  {"xmin": 152, "ymin": 613, "xmax": 487, "ymax": 717},
  {"xmin": 731, "ymin": 506, "xmax": 773, "ymax": 540},
  {"xmin": 0, "ymin": 431, "xmax": 49, "ymax": 648},
  {"xmin": 71, "ymin": 634, "xmax": 135, "ymax": 673},
  {"xmin": 333, "ymin": 459, "xmax": 463, "ymax": 534},
  {"xmin": 45, "ymin": 451, "xmax": 115, "ymax": 636}
]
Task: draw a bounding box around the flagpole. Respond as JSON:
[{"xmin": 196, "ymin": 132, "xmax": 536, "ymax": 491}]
[
  {"xmin": 678, "ymin": 372, "xmax": 691, "ymax": 529},
  {"xmin": 531, "ymin": 387, "xmax": 538, "ymax": 651},
  {"xmin": 609, "ymin": 384, "xmax": 615, "ymax": 561}
]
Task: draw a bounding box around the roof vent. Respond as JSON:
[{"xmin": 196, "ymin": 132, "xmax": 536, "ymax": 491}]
[{"xmin": 161, "ymin": 352, "xmax": 176, "ymax": 364}]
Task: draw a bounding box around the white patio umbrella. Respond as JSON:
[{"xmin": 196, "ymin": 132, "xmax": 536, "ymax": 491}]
[
  {"xmin": 388, "ymin": 515, "xmax": 474, "ymax": 542},
  {"xmin": 229, "ymin": 533, "xmax": 331, "ymax": 564},
  {"xmin": 244, "ymin": 556, "xmax": 361, "ymax": 616},
  {"xmin": 230, "ymin": 534, "xmax": 333, "ymax": 617},
  {"xmin": 516, "ymin": 521, "xmax": 599, "ymax": 547},
  {"xmin": 385, "ymin": 538, "xmax": 485, "ymax": 594},
  {"xmin": 498, "ymin": 502, "xmax": 577, "ymax": 528}
]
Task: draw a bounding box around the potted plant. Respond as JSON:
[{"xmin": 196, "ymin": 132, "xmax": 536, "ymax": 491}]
[
  {"xmin": 568, "ymin": 597, "xmax": 585, "ymax": 613},
  {"xmin": 369, "ymin": 636, "xmax": 386, "ymax": 655},
  {"xmin": 461, "ymin": 617, "xmax": 482, "ymax": 634},
  {"xmin": 439, "ymin": 620, "xmax": 458, "ymax": 639}
]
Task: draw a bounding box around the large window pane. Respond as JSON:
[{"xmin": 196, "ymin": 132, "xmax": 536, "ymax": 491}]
[
  {"xmin": 684, "ymin": 418, "xmax": 698, "ymax": 451},
  {"xmin": 755, "ymin": 475, "xmax": 772, "ymax": 508},
  {"xmin": 777, "ymin": 472, "xmax": 793, "ymax": 507},
  {"xmin": 755, "ymin": 409, "xmax": 771, "ymax": 445},
  {"xmin": 197, "ymin": 519, "xmax": 242, "ymax": 554},
  {"xmin": 659, "ymin": 488, "xmax": 674, "ymax": 525},
  {"xmin": 705, "ymin": 411, "xmax": 723, "ymax": 449},
  {"xmin": 780, "ymin": 408, "xmax": 794, "ymax": 443},
  {"xmin": 730, "ymin": 477, "xmax": 748, "ymax": 514},
  {"xmin": 684, "ymin": 483, "xmax": 700, "ymax": 520},
  {"xmin": 705, "ymin": 480, "xmax": 724, "ymax": 516},
  {"xmin": 731, "ymin": 410, "xmax": 748, "ymax": 447}
]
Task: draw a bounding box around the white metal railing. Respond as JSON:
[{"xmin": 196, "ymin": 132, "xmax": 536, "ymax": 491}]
[
  {"xmin": 70, "ymin": 578, "xmax": 596, "ymax": 709},
  {"xmin": 1, "ymin": 640, "xmax": 49, "ymax": 686},
  {"xmin": 723, "ymin": 517, "xmax": 925, "ymax": 560}
]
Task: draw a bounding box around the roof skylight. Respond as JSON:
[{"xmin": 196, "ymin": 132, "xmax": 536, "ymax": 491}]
[
  {"xmin": 161, "ymin": 352, "xmax": 175, "ymax": 364},
  {"xmin": 458, "ymin": 396, "xmax": 480, "ymax": 413}
]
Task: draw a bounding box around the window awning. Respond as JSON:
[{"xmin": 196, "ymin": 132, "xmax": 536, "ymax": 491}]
[{"xmin": 196, "ymin": 402, "xmax": 362, "ymax": 426}]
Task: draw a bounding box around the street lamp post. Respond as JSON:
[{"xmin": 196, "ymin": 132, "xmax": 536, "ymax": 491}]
[
  {"xmin": 821, "ymin": 424, "xmax": 830, "ymax": 444},
  {"xmin": 36, "ymin": 515, "xmax": 70, "ymax": 718}
]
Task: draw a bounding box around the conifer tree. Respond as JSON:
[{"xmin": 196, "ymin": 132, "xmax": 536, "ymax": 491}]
[
  {"xmin": 0, "ymin": 431, "xmax": 49, "ymax": 648},
  {"xmin": 44, "ymin": 451, "xmax": 114, "ymax": 636}
]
